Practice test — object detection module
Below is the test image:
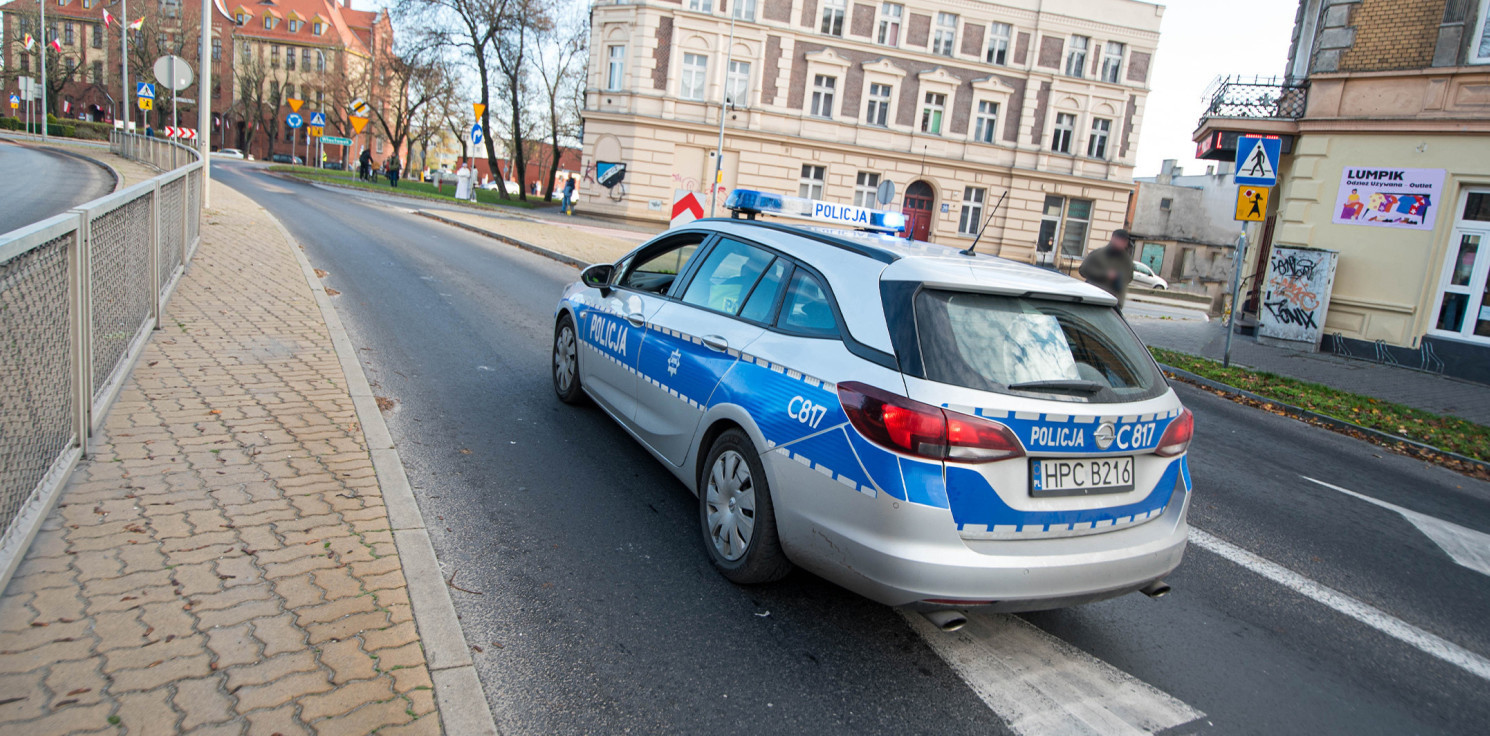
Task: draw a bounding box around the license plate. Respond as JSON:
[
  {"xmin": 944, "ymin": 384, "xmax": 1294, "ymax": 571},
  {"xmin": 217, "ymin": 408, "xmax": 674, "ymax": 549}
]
[{"xmin": 1030, "ymin": 457, "xmax": 1135, "ymax": 497}]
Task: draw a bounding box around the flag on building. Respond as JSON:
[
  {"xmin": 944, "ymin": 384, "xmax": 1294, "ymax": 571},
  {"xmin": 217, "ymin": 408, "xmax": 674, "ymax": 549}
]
[
  {"xmin": 127, "ymin": 17, "xmax": 145, "ymax": 31},
  {"xmin": 102, "ymin": 8, "xmax": 117, "ymax": 27},
  {"xmin": 63, "ymin": 100, "xmax": 71, "ymax": 114},
  {"xmin": 49, "ymin": 37, "xmax": 63, "ymax": 53},
  {"xmin": 23, "ymin": 33, "xmax": 36, "ymax": 50}
]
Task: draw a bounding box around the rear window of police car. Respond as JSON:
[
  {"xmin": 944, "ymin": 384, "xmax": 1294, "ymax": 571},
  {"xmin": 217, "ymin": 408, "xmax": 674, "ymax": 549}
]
[{"xmin": 914, "ymin": 289, "xmax": 1166, "ymax": 403}]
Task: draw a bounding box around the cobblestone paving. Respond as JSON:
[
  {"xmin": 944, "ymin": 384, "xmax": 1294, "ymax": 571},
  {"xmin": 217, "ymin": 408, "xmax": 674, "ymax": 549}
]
[{"xmin": 0, "ymin": 183, "xmax": 441, "ymax": 735}]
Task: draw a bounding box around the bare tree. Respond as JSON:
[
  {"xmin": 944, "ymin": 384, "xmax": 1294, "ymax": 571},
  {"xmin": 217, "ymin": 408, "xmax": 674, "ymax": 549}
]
[
  {"xmin": 393, "ymin": 0, "xmax": 512, "ymax": 199},
  {"xmin": 530, "ymin": 0, "xmax": 586, "ymax": 200},
  {"xmin": 367, "ymin": 44, "xmax": 449, "ymax": 165},
  {"xmin": 491, "ymin": 0, "xmax": 551, "ymax": 201},
  {"xmin": 1, "ymin": 15, "xmax": 88, "ymax": 118},
  {"xmin": 233, "ymin": 43, "xmax": 289, "ymax": 160}
]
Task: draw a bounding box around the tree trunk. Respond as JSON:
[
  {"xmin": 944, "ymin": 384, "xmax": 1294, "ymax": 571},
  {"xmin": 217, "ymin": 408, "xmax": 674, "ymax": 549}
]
[
  {"xmin": 475, "ymin": 51, "xmax": 509, "ymax": 200},
  {"xmin": 508, "ymin": 79, "xmax": 526, "ymax": 202}
]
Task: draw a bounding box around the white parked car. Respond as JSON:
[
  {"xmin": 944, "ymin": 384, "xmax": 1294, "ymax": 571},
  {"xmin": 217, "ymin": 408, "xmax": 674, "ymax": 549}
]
[
  {"xmin": 551, "ymin": 189, "xmax": 1193, "ymax": 615},
  {"xmin": 212, "ymin": 148, "xmax": 246, "ymax": 160},
  {"xmin": 1133, "ymin": 261, "xmax": 1168, "ymax": 290}
]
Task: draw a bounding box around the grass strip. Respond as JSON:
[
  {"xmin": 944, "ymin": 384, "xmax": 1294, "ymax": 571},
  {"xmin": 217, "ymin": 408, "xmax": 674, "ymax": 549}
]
[
  {"xmin": 267, "ymin": 165, "xmax": 549, "ymax": 209},
  {"xmin": 1150, "ymin": 346, "xmax": 1490, "ymax": 463}
]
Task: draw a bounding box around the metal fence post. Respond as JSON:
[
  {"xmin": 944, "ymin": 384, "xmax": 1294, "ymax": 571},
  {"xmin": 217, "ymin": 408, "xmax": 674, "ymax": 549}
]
[
  {"xmin": 180, "ymin": 173, "xmax": 190, "ymax": 272},
  {"xmin": 69, "ymin": 209, "xmax": 94, "ymax": 454},
  {"xmin": 150, "ymin": 180, "xmax": 162, "ymax": 328}
]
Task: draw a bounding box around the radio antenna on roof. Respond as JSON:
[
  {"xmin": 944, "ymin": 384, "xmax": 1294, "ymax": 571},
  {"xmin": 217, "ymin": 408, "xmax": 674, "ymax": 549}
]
[{"xmin": 961, "ymin": 190, "xmax": 1008, "ymax": 256}]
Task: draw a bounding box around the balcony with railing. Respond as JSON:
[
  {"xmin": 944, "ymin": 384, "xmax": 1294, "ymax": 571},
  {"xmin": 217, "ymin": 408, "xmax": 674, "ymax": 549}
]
[{"xmin": 1199, "ymin": 75, "xmax": 1309, "ymax": 125}]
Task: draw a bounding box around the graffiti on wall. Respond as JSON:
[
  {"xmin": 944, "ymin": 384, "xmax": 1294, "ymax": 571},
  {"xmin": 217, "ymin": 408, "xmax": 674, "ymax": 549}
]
[
  {"xmin": 1258, "ymin": 246, "xmax": 1338, "ymax": 345},
  {"xmin": 672, "ymin": 172, "xmax": 730, "ymax": 202}
]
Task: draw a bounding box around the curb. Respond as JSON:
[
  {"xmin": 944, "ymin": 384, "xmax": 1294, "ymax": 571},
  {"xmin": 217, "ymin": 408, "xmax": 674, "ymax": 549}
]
[
  {"xmin": 413, "ymin": 210, "xmax": 590, "ymax": 269},
  {"xmin": 1159, "ymin": 363, "xmax": 1490, "ymax": 476},
  {"xmin": 44, "ymin": 145, "xmax": 124, "ymax": 192},
  {"xmin": 274, "ymin": 171, "xmax": 557, "ymax": 216},
  {"xmin": 264, "ymin": 207, "xmax": 500, "ymax": 735}
]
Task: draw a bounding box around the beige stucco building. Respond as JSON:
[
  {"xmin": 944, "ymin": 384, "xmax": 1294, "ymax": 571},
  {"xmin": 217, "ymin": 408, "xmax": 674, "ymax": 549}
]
[
  {"xmin": 1194, "ymin": 0, "xmax": 1490, "ymax": 383},
  {"xmin": 580, "ymin": 0, "xmax": 1163, "ymax": 263}
]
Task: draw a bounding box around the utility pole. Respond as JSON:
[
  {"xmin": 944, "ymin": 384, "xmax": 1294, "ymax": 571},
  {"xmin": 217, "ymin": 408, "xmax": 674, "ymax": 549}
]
[
  {"xmin": 1223, "ymin": 229, "xmax": 1249, "ymax": 368},
  {"xmin": 199, "ymin": 0, "xmax": 212, "ymax": 206},
  {"xmin": 708, "ymin": 9, "xmax": 738, "ymax": 218},
  {"xmin": 40, "ymin": 0, "xmax": 48, "ymax": 139},
  {"xmin": 122, "ymin": 0, "xmax": 131, "ymax": 139}
]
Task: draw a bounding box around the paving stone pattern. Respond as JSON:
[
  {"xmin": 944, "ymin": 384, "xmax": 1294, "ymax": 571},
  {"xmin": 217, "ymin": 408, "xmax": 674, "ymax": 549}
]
[{"xmin": 0, "ymin": 183, "xmax": 441, "ymax": 735}]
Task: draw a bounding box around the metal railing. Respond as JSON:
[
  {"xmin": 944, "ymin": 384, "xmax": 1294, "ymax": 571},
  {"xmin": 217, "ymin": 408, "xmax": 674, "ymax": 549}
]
[
  {"xmin": 0, "ymin": 132, "xmax": 202, "ymax": 589},
  {"xmin": 1200, "ymin": 75, "xmax": 1309, "ymax": 123}
]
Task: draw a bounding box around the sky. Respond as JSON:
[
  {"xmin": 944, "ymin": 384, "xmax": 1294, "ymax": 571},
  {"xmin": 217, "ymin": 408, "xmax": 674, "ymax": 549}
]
[{"xmin": 1132, "ymin": 0, "xmax": 1299, "ymax": 177}]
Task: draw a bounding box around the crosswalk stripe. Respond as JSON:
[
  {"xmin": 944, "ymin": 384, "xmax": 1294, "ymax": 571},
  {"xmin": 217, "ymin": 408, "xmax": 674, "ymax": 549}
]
[{"xmin": 905, "ymin": 611, "xmax": 1204, "ymax": 735}]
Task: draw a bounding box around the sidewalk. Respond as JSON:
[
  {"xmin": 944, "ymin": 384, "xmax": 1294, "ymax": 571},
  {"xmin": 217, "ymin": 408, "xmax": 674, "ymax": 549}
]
[
  {"xmin": 0, "ymin": 183, "xmax": 449, "ymax": 734},
  {"xmin": 1130, "ymin": 318, "xmax": 1490, "ymax": 426}
]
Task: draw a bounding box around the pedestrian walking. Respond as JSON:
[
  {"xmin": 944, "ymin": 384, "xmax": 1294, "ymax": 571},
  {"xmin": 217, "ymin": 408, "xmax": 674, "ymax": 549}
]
[
  {"xmin": 1078, "ymin": 229, "xmax": 1135, "ymax": 308},
  {"xmin": 387, "ymin": 155, "xmax": 401, "ymax": 188},
  {"xmin": 562, "ymin": 175, "xmax": 576, "ymax": 216},
  {"xmin": 358, "ymin": 148, "xmax": 372, "ymax": 181}
]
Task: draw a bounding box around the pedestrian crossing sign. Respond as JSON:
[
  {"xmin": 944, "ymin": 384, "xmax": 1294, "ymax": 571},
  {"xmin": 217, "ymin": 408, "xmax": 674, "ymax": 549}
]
[
  {"xmin": 8, "ymin": 94, "xmax": 17, "ymax": 110},
  {"xmin": 136, "ymin": 82, "xmax": 155, "ymax": 100},
  {"xmin": 309, "ymin": 111, "xmax": 327, "ymax": 127},
  {"xmin": 1236, "ymin": 186, "xmax": 1268, "ymax": 222},
  {"xmin": 1235, "ymin": 135, "xmax": 1281, "ymax": 187}
]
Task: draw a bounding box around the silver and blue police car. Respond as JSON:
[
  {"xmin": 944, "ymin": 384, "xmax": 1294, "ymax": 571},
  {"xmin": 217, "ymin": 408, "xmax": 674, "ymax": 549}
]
[{"xmin": 551, "ymin": 190, "xmax": 1193, "ymax": 614}]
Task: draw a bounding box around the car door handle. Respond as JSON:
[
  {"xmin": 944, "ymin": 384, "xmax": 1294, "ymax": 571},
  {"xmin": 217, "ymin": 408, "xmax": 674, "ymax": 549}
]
[
  {"xmin": 702, "ymin": 335, "xmax": 729, "ymax": 352},
  {"xmin": 626, "ymin": 312, "xmax": 646, "ymax": 328}
]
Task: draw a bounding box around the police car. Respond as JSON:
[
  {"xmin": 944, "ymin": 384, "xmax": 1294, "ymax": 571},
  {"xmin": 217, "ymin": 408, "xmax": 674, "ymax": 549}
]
[{"xmin": 552, "ymin": 190, "xmax": 1192, "ymax": 614}]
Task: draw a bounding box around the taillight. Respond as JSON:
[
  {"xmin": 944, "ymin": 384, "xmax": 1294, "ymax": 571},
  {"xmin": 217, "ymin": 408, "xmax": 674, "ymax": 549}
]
[
  {"xmin": 838, "ymin": 382, "xmax": 1024, "ymax": 463},
  {"xmin": 1154, "ymin": 408, "xmax": 1194, "ymax": 457}
]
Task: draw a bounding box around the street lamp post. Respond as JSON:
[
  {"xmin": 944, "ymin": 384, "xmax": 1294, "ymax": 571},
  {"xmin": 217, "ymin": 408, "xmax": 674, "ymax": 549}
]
[
  {"xmin": 708, "ymin": 9, "xmax": 739, "ymax": 218},
  {"xmin": 199, "ymin": 0, "xmax": 212, "ymax": 206},
  {"xmin": 121, "ymin": 0, "xmax": 131, "ymax": 142},
  {"xmin": 40, "ymin": 0, "xmax": 48, "ymax": 140}
]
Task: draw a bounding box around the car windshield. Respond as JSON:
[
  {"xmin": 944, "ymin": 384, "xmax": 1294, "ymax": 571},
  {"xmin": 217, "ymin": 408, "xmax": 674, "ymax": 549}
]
[{"xmin": 913, "ymin": 289, "xmax": 1166, "ymax": 403}]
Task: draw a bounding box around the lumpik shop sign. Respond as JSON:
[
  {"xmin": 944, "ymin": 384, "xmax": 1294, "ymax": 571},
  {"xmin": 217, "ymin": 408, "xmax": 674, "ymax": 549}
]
[{"xmin": 1333, "ymin": 167, "xmax": 1445, "ymax": 231}]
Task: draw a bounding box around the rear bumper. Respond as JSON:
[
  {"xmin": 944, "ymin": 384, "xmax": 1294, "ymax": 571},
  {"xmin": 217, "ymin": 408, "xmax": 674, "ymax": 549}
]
[{"xmin": 766, "ymin": 451, "xmax": 1190, "ymax": 610}]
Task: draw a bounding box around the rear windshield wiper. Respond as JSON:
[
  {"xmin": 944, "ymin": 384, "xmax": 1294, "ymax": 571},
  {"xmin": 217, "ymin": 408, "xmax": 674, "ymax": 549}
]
[{"xmin": 1006, "ymin": 379, "xmax": 1105, "ymax": 394}]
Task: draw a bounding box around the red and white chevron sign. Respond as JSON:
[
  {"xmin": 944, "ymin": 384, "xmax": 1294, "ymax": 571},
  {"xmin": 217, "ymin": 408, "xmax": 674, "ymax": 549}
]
[{"xmin": 162, "ymin": 127, "xmax": 197, "ymax": 140}]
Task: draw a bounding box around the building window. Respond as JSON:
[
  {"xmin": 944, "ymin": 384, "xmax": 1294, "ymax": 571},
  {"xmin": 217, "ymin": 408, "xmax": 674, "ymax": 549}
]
[
  {"xmin": 958, "ymin": 187, "xmax": 986, "ymax": 235},
  {"xmin": 687, "ymin": 0, "xmax": 712, "ymax": 12},
  {"xmin": 799, "ymin": 164, "xmax": 826, "ymax": 199},
  {"xmin": 316, "ymin": 90, "xmax": 324, "ymax": 108},
  {"xmin": 1050, "ymin": 197, "xmax": 1093, "ymax": 256},
  {"xmin": 271, "ymin": 45, "xmax": 280, "ymax": 68},
  {"xmin": 289, "ymin": 19, "xmax": 302, "ymax": 33},
  {"xmin": 64, "ymin": 22, "xmax": 74, "ymax": 45},
  {"xmin": 1051, "ymin": 112, "xmax": 1075, "ymax": 153},
  {"xmin": 726, "ymin": 60, "xmax": 751, "ymax": 107},
  {"xmin": 287, "ymin": 49, "xmax": 297, "ymax": 71},
  {"xmin": 91, "ymin": 60, "xmax": 102, "ymax": 83},
  {"xmin": 20, "ymin": 55, "xmax": 29, "ymax": 73},
  {"xmin": 1472, "ymin": 0, "xmax": 1490, "ymax": 64},
  {"xmin": 303, "ymin": 47, "xmax": 312, "ymax": 69},
  {"xmin": 606, "ymin": 45, "xmax": 625, "ymax": 91},
  {"xmin": 877, "ymin": 3, "xmax": 902, "ymax": 46},
  {"xmin": 1160, "ymin": 197, "xmax": 1172, "ymax": 211},
  {"xmin": 163, "ymin": 0, "xmax": 180, "ymax": 19},
  {"xmin": 1066, "ymin": 35, "xmax": 1089, "ymax": 77},
  {"xmin": 733, "ymin": 0, "xmax": 756, "ymax": 21},
  {"xmin": 933, "ymin": 13, "xmax": 957, "ymax": 56},
  {"xmin": 920, "ymin": 92, "xmax": 945, "ymax": 134},
  {"xmin": 212, "ymin": 37, "xmax": 222, "ymax": 60},
  {"xmin": 821, "ymin": 0, "xmax": 845, "ymax": 37},
  {"xmin": 987, "ymin": 23, "xmax": 1011, "ymax": 65},
  {"xmin": 376, "ymin": 138, "xmax": 384, "ymax": 154},
  {"xmin": 810, "ymin": 74, "xmax": 836, "ymax": 117},
  {"xmin": 317, "ymin": 50, "xmax": 326, "ymax": 72},
  {"xmin": 236, "ymin": 12, "xmax": 249, "ymax": 25},
  {"xmin": 680, "ymin": 53, "xmax": 707, "ymax": 101},
  {"xmin": 285, "ymin": 83, "xmax": 296, "ymax": 101},
  {"xmin": 1101, "ymin": 41, "xmax": 1125, "ymax": 83},
  {"xmin": 1431, "ymin": 191, "xmax": 1490, "ymax": 339},
  {"xmin": 264, "ymin": 16, "xmax": 277, "ymax": 30},
  {"xmin": 974, "ymin": 101, "xmax": 998, "ymax": 143},
  {"xmin": 313, "ymin": 21, "xmax": 325, "ymax": 35},
  {"xmin": 854, "ymin": 172, "xmax": 881, "ymax": 207},
  {"xmin": 865, "ymin": 82, "xmax": 891, "ymax": 126},
  {"xmin": 1087, "ymin": 118, "xmax": 1111, "ymax": 159}
]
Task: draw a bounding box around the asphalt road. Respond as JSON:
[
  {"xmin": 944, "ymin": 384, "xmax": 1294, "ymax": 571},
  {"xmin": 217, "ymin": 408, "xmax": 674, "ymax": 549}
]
[
  {"xmin": 215, "ymin": 162, "xmax": 1490, "ymax": 735},
  {"xmin": 0, "ymin": 138, "xmax": 115, "ymax": 233}
]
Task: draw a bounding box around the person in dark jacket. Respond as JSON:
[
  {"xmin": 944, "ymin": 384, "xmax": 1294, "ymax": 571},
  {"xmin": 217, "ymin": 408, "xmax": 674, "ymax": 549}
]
[
  {"xmin": 1078, "ymin": 229, "xmax": 1135, "ymax": 308},
  {"xmin": 386, "ymin": 155, "xmax": 401, "ymax": 187},
  {"xmin": 358, "ymin": 148, "xmax": 373, "ymax": 181}
]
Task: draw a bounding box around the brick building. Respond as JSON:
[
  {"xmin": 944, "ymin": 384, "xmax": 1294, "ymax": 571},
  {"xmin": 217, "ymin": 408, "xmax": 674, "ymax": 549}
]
[
  {"xmin": 579, "ymin": 0, "xmax": 1164, "ymax": 261},
  {"xmin": 1194, "ymin": 0, "xmax": 1490, "ymax": 383}
]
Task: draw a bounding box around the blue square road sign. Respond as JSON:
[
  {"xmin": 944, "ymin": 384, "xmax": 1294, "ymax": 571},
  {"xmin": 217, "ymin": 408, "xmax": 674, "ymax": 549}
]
[
  {"xmin": 136, "ymin": 82, "xmax": 155, "ymax": 100},
  {"xmin": 1235, "ymin": 135, "xmax": 1281, "ymax": 187}
]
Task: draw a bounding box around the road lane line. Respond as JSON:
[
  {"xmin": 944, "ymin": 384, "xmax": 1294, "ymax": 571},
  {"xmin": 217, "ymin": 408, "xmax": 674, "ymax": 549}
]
[
  {"xmin": 1189, "ymin": 528, "xmax": 1490, "ymax": 682},
  {"xmin": 1302, "ymin": 476, "xmax": 1490, "ymax": 577},
  {"xmin": 904, "ymin": 611, "xmax": 1204, "ymax": 735}
]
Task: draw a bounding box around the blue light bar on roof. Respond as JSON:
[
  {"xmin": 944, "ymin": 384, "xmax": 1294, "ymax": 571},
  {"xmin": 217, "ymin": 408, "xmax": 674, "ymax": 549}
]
[{"xmin": 726, "ymin": 189, "xmax": 906, "ymax": 234}]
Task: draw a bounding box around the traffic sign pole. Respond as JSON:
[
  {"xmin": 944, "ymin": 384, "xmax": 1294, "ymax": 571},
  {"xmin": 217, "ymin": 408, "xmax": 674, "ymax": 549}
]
[
  {"xmin": 40, "ymin": 0, "xmax": 48, "ymax": 140},
  {"xmin": 1224, "ymin": 229, "xmax": 1248, "ymax": 368},
  {"xmin": 200, "ymin": 0, "xmax": 212, "ymax": 207}
]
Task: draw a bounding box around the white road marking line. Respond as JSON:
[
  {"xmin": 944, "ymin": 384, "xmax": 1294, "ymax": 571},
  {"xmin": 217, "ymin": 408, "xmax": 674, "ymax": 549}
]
[
  {"xmin": 1189, "ymin": 528, "xmax": 1490, "ymax": 682},
  {"xmin": 1301, "ymin": 476, "xmax": 1490, "ymax": 578},
  {"xmin": 904, "ymin": 611, "xmax": 1203, "ymax": 736}
]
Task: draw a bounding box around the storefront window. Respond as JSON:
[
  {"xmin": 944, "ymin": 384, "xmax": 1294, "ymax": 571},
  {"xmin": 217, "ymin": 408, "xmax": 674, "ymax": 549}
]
[{"xmin": 1432, "ymin": 191, "xmax": 1490, "ymax": 341}]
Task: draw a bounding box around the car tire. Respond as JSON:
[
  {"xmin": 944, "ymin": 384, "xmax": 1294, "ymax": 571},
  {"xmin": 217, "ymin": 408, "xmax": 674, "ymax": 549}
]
[
  {"xmin": 698, "ymin": 429, "xmax": 792, "ymax": 584},
  {"xmin": 552, "ymin": 314, "xmax": 585, "ymax": 405}
]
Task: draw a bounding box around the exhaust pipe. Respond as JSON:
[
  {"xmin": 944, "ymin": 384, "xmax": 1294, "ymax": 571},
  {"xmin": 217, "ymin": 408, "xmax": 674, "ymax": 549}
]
[
  {"xmin": 1140, "ymin": 580, "xmax": 1171, "ymax": 599},
  {"xmin": 921, "ymin": 610, "xmax": 968, "ymax": 632}
]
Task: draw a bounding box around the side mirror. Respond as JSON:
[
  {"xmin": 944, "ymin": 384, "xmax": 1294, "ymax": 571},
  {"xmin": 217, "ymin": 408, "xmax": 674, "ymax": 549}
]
[{"xmin": 581, "ymin": 263, "xmax": 615, "ymax": 294}]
